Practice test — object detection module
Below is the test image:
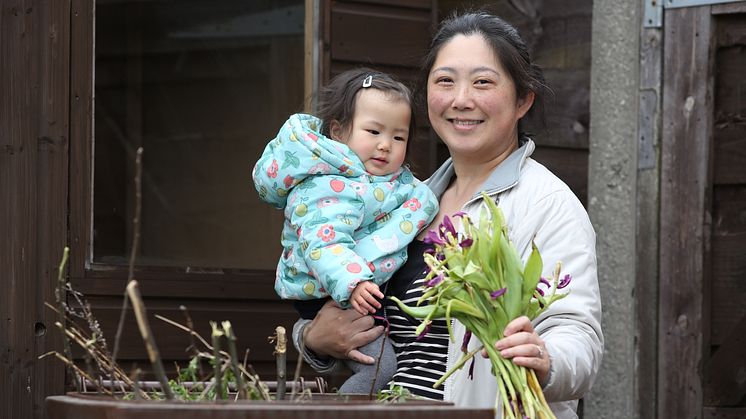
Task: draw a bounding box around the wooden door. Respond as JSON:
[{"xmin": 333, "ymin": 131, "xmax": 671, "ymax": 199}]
[
  {"xmin": 659, "ymin": 3, "xmax": 746, "ymax": 418},
  {"xmin": 321, "ymin": 0, "xmax": 438, "ymax": 177}
]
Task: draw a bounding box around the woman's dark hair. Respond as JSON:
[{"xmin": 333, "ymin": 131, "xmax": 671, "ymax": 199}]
[
  {"xmin": 417, "ymin": 11, "xmax": 548, "ymax": 136},
  {"xmin": 316, "ymin": 67, "xmax": 416, "ymax": 150}
]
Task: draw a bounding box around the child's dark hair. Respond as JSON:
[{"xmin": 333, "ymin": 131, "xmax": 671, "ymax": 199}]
[{"xmin": 317, "ymin": 68, "xmax": 416, "ymax": 148}]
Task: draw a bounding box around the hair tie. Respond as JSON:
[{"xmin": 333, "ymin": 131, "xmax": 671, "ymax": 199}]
[{"xmin": 362, "ymin": 75, "xmax": 373, "ymax": 88}]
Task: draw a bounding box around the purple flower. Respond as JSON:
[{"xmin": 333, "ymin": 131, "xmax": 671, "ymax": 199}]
[
  {"xmin": 558, "ymin": 274, "xmax": 572, "ymax": 289},
  {"xmin": 490, "ymin": 288, "xmax": 507, "ymax": 299},
  {"xmin": 426, "ymin": 274, "xmax": 444, "ymax": 288},
  {"xmin": 423, "ymin": 229, "xmax": 445, "ymax": 246},
  {"xmin": 441, "ymin": 215, "xmax": 457, "ymax": 238},
  {"xmin": 468, "ymin": 357, "xmax": 476, "ymax": 380},
  {"xmin": 539, "ymin": 277, "xmax": 550, "ymax": 287},
  {"xmin": 459, "ymin": 238, "xmax": 473, "ymax": 248},
  {"xmin": 452, "ymin": 211, "xmax": 467, "ymax": 219},
  {"xmin": 536, "ymin": 288, "xmax": 545, "ymax": 297},
  {"xmin": 416, "ymin": 322, "xmax": 432, "ymax": 340},
  {"xmin": 461, "ymin": 330, "xmax": 472, "ymax": 353}
]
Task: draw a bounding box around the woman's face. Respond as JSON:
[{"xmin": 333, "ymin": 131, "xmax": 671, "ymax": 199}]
[{"xmin": 427, "ymin": 34, "xmax": 534, "ymax": 161}]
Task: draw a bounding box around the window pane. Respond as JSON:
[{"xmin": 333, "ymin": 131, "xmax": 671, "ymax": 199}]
[{"xmin": 93, "ymin": 0, "xmax": 303, "ymax": 269}]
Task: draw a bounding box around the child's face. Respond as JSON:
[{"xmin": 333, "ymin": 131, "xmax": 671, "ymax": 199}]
[{"xmin": 332, "ymin": 88, "xmax": 410, "ymax": 176}]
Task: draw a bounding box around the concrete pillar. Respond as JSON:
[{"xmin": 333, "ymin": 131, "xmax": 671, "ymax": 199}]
[{"xmin": 585, "ymin": 0, "xmax": 641, "ymax": 418}]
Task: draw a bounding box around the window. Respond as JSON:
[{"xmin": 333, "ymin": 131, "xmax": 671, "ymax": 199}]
[{"xmin": 92, "ymin": 0, "xmax": 305, "ymax": 270}]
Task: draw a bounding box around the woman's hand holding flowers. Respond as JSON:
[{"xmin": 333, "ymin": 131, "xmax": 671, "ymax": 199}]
[{"xmin": 492, "ymin": 316, "xmax": 550, "ymax": 386}]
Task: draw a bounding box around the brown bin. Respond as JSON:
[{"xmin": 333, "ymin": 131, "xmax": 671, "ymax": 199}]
[{"xmin": 46, "ymin": 392, "xmax": 495, "ymax": 419}]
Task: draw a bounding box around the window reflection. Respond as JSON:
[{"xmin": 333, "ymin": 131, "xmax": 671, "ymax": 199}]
[{"xmin": 93, "ymin": 0, "xmax": 304, "ymax": 269}]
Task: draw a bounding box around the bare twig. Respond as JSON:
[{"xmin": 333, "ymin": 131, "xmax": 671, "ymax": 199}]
[
  {"xmin": 210, "ymin": 322, "xmax": 225, "ymax": 400},
  {"xmin": 128, "ymin": 147, "xmax": 143, "ymax": 282},
  {"xmin": 244, "ymin": 363, "xmax": 271, "ymax": 401},
  {"xmin": 178, "ymin": 306, "xmax": 198, "ymax": 352},
  {"xmin": 111, "ymin": 292, "xmax": 129, "ymax": 366},
  {"xmin": 131, "ymin": 367, "xmax": 144, "ymax": 400},
  {"xmin": 368, "ymin": 330, "xmax": 388, "ymax": 400},
  {"xmin": 39, "ymin": 351, "xmax": 113, "ymax": 396},
  {"xmin": 54, "ymin": 248, "xmax": 73, "ymax": 381},
  {"xmin": 222, "ymin": 321, "xmax": 248, "ymax": 399},
  {"xmin": 156, "ymin": 314, "xmax": 213, "ymax": 351},
  {"xmin": 44, "ymin": 300, "xmax": 149, "ymax": 400},
  {"xmin": 243, "ymin": 348, "xmax": 250, "ymax": 372},
  {"xmin": 269, "ymin": 327, "xmax": 287, "ymax": 400},
  {"xmin": 180, "ymin": 306, "xmax": 203, "ymax": 377},
  {"xmin": 290, "ymin": 330, "xmax": 305, "ymax": 400},
  {"xmin": 110, "ymin": 293, "xmax": 130, "ymax": 398},
  {"xmin": 112, "ymin": 147, "xmax": 142, "ymax": 395},
  {"xmin": 126, "ymin": 280, "xmax": 174, "ymax": 399}
]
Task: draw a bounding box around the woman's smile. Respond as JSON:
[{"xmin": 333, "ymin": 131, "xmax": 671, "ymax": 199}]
[{"xmin": 449, "ymin": 118, "xmax": 484, "ymax": 130}]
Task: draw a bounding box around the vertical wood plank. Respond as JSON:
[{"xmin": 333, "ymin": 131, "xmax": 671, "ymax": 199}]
[
  {"xmin": 659, "ymin": 6, "xmax": 714, "ymax": 419},
  {"xmin": 33, "ymin": 1, "xmax": 71, "ymax": 417},
  {"xmin": 1, "ymin": 1, "xmax": 70, "ymax": 418},
  {"xmin": 69, "ymin": 0, "xmax": 94, "ymax": 279},
  {"xmin": 0, "ymin": 3, "xmax": 37, "ymax": 419}
]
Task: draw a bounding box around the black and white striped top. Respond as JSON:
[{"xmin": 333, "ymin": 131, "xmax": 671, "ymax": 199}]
[{"xmin": 384, "ymin": 240, "xmax": 449, "ymax": 400}]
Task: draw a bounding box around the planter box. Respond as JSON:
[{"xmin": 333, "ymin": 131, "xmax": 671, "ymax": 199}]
[{"xmin": 47, "ymin": 393, "xmax": 495, "ymax": 419}]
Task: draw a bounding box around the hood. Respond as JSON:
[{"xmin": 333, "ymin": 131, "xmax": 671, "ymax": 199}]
[{"xmin": 252, "ymin": 113, "xmax": 403, "ymax": 209}]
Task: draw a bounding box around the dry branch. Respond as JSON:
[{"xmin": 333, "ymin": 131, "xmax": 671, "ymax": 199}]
[
  {"xmin": 126, "ymin": 280, "xmax": 174, "ymax": 399},
  {"xmin": 270, "ymin": 326, "xmax": 287, "ymax": 400}
]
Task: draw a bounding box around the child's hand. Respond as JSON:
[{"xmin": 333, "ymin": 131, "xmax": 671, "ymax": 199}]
[{"xmin": 350, "ymin": 281, "xmax": 384, "ymax": 315}]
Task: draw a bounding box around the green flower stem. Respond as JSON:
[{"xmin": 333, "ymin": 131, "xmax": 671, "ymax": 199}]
[
  {"xmin": 528, "ymin": 369, "xmax": 554, "ymax": 418},
  {"xmin": 482, "ymin": 340, "xmax": 520, "ymax": 410},
  {"xmin": 494, "ymin": 369, "xmax": 514, "ymax": 419},
  {"xmin": 432, "ymin": 344, "xmax": 484, "ymax": 388}
]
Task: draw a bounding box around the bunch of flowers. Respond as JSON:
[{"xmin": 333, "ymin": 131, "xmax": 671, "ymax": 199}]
[{"xmin": 390, "ymin": 192, "xmax": 571, "ymax": 419}]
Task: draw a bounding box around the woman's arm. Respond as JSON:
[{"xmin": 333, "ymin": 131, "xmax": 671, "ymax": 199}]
[
  {"xmin": 291, "ymin": 299, "xmax": 385, "ymax": 370},
  {"xmin": 519, "ymin": 190, "xmax": 604, "ymax": 401}
]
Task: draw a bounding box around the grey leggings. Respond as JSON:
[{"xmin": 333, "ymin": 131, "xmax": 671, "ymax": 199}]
[{"xmin": 339, "ymin": 333, "xmax": 396, "ymax": 394}]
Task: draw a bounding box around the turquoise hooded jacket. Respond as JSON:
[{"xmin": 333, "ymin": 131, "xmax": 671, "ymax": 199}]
[{"xmin": 252, "ymin": 114, "xmax": 438, "ymax": 306}]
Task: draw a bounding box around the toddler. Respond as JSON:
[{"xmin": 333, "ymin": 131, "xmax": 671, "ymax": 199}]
[{"xmin": 253, "ymin": 68, "xmax": 438, "ymax": 393}]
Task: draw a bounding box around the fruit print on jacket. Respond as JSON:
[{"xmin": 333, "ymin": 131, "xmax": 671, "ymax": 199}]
[{"xmin": 252, "ymin": 114, "xmax": 438, "ymax": 307}]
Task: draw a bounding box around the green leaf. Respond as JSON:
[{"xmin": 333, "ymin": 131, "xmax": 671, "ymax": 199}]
[
  {"xmin": 499, "ymin": 233, "xmax": 523, "ymax": 320},
  {"xmin": 389, "ymin": 296, "xmax": 446, "ymax": 319},
  {"xmin": 449, "ymin": 300, "xmax": 486, "ymax": 320},
  {"xmin": 461, "ymin": 263, "xmax": 491, "ymax": 290},
  {"xmin": 521, "ymin": 241, "xmax": 543, "ymax": 315}
]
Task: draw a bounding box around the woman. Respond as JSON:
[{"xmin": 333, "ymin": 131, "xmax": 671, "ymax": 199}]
[{"xmin": 292, "ymin": 11, "xmax": 603, "ymax": 418}]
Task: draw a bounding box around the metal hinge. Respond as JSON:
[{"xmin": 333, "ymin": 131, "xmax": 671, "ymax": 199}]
[{"xmin": 644, "ymin": 0, "xmax": 743, "ymax": 28}]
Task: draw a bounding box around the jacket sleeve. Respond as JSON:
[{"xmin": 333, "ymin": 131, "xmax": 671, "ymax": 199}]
[
  {"xmin": 291, "ymin": 178, "xmax": 376, "ymax": 307},
  {"xmin": 515, "ymin": 190, "xmax": 604, "ymax": 402},
  {"xmin": 291, "ymin": 319, "xmax": 343, "ymax": 374}
]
